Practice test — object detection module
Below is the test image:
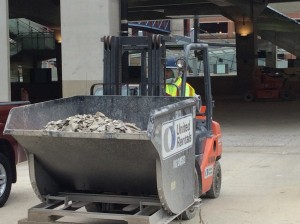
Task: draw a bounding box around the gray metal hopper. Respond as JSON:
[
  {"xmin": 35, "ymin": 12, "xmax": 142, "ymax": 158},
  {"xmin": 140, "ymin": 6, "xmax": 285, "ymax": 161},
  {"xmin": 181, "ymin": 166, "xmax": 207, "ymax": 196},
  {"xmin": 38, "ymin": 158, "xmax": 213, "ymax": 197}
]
[{"xmin": 5, "ymin": 95, "xmax": 198, "ymax": 215}]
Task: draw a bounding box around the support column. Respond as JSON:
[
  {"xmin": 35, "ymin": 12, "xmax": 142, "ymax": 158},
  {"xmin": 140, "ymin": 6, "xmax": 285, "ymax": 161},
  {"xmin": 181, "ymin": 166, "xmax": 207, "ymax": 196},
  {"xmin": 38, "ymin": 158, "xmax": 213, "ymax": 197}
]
[
  {"xmin": 55, "ymin": 41, "xmax": 62, "ymax": 98},
  {"xmin": 235, "ymin": 21, "xmax": 257, "ymax": 94},
  {"xmin": 60, "ymin": 0, "xmax": 120, "ymax": 97},
  {"xmin": 171, "ymin": 19, "xmax": 184, "ymax": 36},
  {"xmin": 266, "ymin": 43, "xmax": 277, "ymax": 68},
  {"xmin": 0, "ymin": 0, "xmax": 10, "ymax": 101}
]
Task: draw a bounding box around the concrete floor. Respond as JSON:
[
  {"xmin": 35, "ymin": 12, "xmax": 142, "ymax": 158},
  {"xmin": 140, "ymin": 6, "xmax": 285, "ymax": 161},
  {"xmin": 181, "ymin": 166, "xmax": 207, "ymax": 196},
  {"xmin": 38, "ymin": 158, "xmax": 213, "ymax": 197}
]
[
  {"xmin": 1, "ymin": 99, "xmax": 300, "ymax": 224},
  {"xmin": 200, "ymin": 99, "xmax": 300, "ymax": 224}
]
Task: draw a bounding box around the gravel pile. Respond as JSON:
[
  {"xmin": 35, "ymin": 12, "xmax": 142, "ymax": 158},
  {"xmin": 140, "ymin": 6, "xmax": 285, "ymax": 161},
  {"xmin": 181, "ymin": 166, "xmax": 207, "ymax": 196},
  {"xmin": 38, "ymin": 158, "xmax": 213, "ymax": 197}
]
[{"xmin": 44, "ymin": 112, "xmax": 144, "ymax": 134}]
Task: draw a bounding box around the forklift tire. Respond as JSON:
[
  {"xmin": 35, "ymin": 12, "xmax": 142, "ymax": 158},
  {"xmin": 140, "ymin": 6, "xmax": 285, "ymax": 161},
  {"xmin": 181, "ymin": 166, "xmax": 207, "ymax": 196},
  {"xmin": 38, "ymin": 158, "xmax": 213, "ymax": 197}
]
[
  {"xmin": 0, "ymin": 153, "xmax": 12, "ymax": 207},
  {"xmin": 244, "ymin": 92, "xmax": 254, "ymax": 102},
  {"xmin": 206, "ymin": 161, "xmax": 221, "ymax": 199},
  {"xmin": 181, "ymin": 169, "xmax": 200, "ymax": 220},
  {"xmin": 280, "ymin": 91, "xmax": 291, "ymax": 100}
]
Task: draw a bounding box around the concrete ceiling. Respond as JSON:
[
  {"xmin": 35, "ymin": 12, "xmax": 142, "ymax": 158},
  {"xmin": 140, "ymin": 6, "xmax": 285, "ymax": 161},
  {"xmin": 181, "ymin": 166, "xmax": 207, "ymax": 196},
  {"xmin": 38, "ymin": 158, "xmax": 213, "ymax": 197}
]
[
  {"xmin": 7, "ymin": 0, "xmax": 300, "ymax": 57},
  {"xmin": 127, "ymin": 0, "xmax": 300, "ymax": 57},
  {"xmin": 258, "ymin": 6, "xmax": 300, "ymax": 56},
  {"xmin": 128, "ymin": 0, "xmax": 246, "ymax": 21},
  {"xmin": 127, "ymin": 0, "xmax": 299, "ymax": 21},
  {"xmin": 8, "ymin": 0, "xmax": 300, "ymax": 26},
  {"xmin": 9, "ymin": 0, "xmax": 60, "ymax": 28}
]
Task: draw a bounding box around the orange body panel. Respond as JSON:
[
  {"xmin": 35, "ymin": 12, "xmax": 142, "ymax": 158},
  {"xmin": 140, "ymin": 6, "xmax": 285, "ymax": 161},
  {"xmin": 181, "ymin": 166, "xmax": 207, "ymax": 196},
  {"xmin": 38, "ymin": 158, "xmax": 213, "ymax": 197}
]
[
  {"xmin": 256, "ymin": 89, "xmax": 280, "ymax": 99},
  {"xmin": 195, "ymin": 116, "xmax": 222, "ymax": 194},
  {"xmin": 199, "ymin": 106, "xmax": 206, "ymax": 114},
  {"xmin": 253, "ymin": 67, "xmax": 285, "ymax": 100}
]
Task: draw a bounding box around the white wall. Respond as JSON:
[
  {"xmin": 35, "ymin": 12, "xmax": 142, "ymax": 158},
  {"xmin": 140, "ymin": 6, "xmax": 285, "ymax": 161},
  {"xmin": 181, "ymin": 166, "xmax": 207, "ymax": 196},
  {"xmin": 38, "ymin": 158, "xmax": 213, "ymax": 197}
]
[
  {"xmin": 61, "ymin": 0, "xmax": 120, "ymax": 97},
  {"xmin": 171, "ymin": 19, "xmax": 184, "ymax": 36},
  {"xmin": 0, "ymin": 0, "xmax": 10, "ymax": 101}
]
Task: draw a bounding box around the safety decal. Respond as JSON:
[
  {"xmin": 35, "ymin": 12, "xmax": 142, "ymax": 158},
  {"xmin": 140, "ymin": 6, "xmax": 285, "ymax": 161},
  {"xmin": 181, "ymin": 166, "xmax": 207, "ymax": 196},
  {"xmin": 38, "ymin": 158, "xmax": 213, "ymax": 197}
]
[
  {"xmin": 218, "ymin": 137, "xmax": 222, "ymax": 146},
  {"xmin": 204, "ymin": 165, "xmax": 214, "ymax": 179},
  {"xmin": 173, "ymin": 155, "xmax": 186, "ymax": 169}
]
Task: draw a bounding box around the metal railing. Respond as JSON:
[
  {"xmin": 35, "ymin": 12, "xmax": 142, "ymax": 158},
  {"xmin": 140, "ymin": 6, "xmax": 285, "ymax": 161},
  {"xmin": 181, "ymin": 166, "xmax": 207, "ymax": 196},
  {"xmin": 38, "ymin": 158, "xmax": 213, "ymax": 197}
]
[
  {"xmin": 9, "ymin": 18, "xmax": 51, "ymax": 35},
  {"xmin": 9, "ymin": 18, "xmax": 55, "ymax": 56},
  {"xmin": 10, "ymin": 32, "xmax": 55, "ymax": 56},
  {"xmin": 129, "ymin": 20, "xmax": 171, "ymax": 34}
]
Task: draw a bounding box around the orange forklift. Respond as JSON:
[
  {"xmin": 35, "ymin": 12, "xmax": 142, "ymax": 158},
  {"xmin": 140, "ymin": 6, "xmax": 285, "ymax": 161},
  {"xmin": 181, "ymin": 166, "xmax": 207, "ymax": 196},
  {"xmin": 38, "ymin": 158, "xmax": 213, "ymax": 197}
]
[
  {"xmin": 91, "ymin": 35, "xmax": 222, "ymax": 219},
  {"xmin": 244, "ymin": 66, "xmax": 292, "ymax": 101}
]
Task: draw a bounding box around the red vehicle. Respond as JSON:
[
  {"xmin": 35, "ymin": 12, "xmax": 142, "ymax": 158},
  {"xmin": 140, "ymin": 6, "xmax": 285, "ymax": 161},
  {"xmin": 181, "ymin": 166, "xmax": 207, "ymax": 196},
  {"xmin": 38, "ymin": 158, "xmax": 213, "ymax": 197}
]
[{"xmin": 0, "ymin": 101, "xmax": 28, "ymax": 207}]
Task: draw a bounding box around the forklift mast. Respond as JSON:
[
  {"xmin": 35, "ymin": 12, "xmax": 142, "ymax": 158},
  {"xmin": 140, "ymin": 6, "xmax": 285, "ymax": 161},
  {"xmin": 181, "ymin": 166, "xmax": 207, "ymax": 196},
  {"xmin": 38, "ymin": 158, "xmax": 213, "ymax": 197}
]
[
  {"xmin": 183, "ymin": 43, "xmax": 213, "ymax": 135},
  {"xmin": 101, "ymin": 35, "xmax": 172, "ymax": 96},
  {"xmin": 95, "ymin": 36, "xmax": 214, "ymax": 136}
]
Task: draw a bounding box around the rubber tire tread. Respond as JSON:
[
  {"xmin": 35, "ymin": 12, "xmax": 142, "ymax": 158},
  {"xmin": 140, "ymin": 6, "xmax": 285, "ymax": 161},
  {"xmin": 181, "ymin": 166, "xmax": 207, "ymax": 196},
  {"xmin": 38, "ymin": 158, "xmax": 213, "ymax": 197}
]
[
  {"xmin": 206, "ymin": 161, "xmax": 221, "ymax": 198},
  {"xmin": 0, "ymin": 153, "xmax": 12, "ymax": 208},
  {"xmin": 181, "ymin": 168, "xmax": 200, "ymax": 220}
]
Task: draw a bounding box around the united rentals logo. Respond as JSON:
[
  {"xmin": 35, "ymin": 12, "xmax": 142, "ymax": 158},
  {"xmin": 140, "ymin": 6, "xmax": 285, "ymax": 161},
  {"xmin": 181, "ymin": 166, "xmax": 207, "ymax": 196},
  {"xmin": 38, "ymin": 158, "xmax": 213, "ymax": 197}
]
[{"xmin": 161, "ymin": 114, "xmax": 193, "ymax": 159}]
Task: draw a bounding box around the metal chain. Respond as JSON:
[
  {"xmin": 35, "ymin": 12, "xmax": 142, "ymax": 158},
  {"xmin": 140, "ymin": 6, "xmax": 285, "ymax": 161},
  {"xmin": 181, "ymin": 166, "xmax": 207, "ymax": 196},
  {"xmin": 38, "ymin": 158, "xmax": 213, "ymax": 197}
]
[{"xmin": 199, "ymin": 208, "xmax": 206, "ymax": 224}]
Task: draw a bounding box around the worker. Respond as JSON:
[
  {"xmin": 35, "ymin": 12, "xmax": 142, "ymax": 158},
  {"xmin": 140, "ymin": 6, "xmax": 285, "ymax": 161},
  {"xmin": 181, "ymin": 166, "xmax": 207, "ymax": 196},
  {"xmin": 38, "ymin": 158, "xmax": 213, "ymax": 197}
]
[{"xmin": 165, "ymin": 58, "xmax": 195, "ymax": 97}]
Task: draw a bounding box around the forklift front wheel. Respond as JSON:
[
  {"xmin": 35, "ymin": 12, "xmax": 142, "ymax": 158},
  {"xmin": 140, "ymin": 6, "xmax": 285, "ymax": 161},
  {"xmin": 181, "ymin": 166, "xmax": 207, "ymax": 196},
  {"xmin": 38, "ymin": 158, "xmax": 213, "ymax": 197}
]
[
  {"xmin": 206, "ymin": 161, "xmax": 221, "ymax": 198},
  {"xmin": 181, "ymin": 168, "xmax": 200, "ymax": 220}
]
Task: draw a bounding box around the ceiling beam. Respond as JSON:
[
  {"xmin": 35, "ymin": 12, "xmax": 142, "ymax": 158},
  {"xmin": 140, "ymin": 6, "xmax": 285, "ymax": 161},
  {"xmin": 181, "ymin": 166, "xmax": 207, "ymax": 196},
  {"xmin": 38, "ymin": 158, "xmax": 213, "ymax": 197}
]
[
  {"xmin": 128, "ymin": 3, "xmax": 221, "ymax": 21},
  {"xmin": 9, "ymin": 0, "xmax": 60, "ymax": 27}
]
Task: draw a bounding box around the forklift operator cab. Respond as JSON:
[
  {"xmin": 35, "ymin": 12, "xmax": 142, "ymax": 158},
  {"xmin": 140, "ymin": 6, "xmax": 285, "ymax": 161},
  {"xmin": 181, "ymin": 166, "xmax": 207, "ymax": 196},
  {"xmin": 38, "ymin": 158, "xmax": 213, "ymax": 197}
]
[{"xmin": 165, "ymin": 57, "xmax": 196, "ymax": 97}]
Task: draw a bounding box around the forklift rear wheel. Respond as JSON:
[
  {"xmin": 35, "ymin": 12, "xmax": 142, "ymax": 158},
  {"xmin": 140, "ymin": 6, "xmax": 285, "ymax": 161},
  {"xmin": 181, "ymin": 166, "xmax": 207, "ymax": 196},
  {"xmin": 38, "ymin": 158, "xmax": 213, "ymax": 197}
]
[
  {"xmin": 206, "ymin": 161, "xmax": 221, "ymax": 198},
  {"xmin": 244, "ymin": 92, "xmax": 254, "ymax": 102},
  {"xmin": 280, "ymin": 91, "xmax": 291, "ymax": 100},
  {"xmin": 181, "ymin": 169, "xmax": 200, "ymax": 220}
]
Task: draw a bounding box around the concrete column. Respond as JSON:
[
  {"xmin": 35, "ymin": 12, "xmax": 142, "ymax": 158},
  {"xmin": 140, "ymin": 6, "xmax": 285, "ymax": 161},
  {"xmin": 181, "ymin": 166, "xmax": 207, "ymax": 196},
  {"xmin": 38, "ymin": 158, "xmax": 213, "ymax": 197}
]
[
  {"xmin": 55, "ymin": 42, "xmax": 62, "ymax": 98},
  {"xmin": 235, "ymin": 21, "xmax": 257, "ymax": 94},
  {"xmin": 171, "ymin": 19, "xmax": 184, "ymax": 36},
  {"xmin": 266, "ymin": 43, "xmax": 277, "ymax": 68},
  {"xmin": 60, "ymin": 0, "xmax": 120, "ymax": 97},
  {"xmin": 0, "ymin": 0, "xmax": 10, "ymax": 101},
  {"xmin": 228, "ymin": 21, "xmax": 235, "ymax": 38}
]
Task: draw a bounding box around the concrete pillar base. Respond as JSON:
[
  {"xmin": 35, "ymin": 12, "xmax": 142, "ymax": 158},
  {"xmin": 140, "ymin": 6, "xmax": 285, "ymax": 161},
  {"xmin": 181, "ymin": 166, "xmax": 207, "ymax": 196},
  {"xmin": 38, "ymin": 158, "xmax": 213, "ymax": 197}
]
[
  {"xmin": 235, "ymin": 21, "xmax": 257, "ymax": 94},
  {"xmin": 61, "ymin": 0, "xmax": 120, "ymax": 97},
  {"xmin": 0, "ymin": 0, "xmax": 10, "ymax": 101}
]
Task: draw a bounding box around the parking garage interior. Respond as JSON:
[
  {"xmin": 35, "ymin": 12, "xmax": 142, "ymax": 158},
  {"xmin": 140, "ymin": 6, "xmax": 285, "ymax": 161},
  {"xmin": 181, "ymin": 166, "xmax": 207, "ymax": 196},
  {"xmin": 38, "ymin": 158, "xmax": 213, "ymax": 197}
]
[
  {"xmin": 0, "ymin": 0, "xmax": 300, "ymax": 102},
  {"xmin": 1, "ymin": 1, "xmax": 300, "ymax": 224}
]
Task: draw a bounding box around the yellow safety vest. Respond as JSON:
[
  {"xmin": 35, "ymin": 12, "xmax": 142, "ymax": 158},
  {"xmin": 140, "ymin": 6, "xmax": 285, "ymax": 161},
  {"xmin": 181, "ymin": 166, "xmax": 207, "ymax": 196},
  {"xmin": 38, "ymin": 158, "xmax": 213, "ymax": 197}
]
[{"xmin": 166, "ymin": 77, "xmax": 195, "ymax": 96}]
